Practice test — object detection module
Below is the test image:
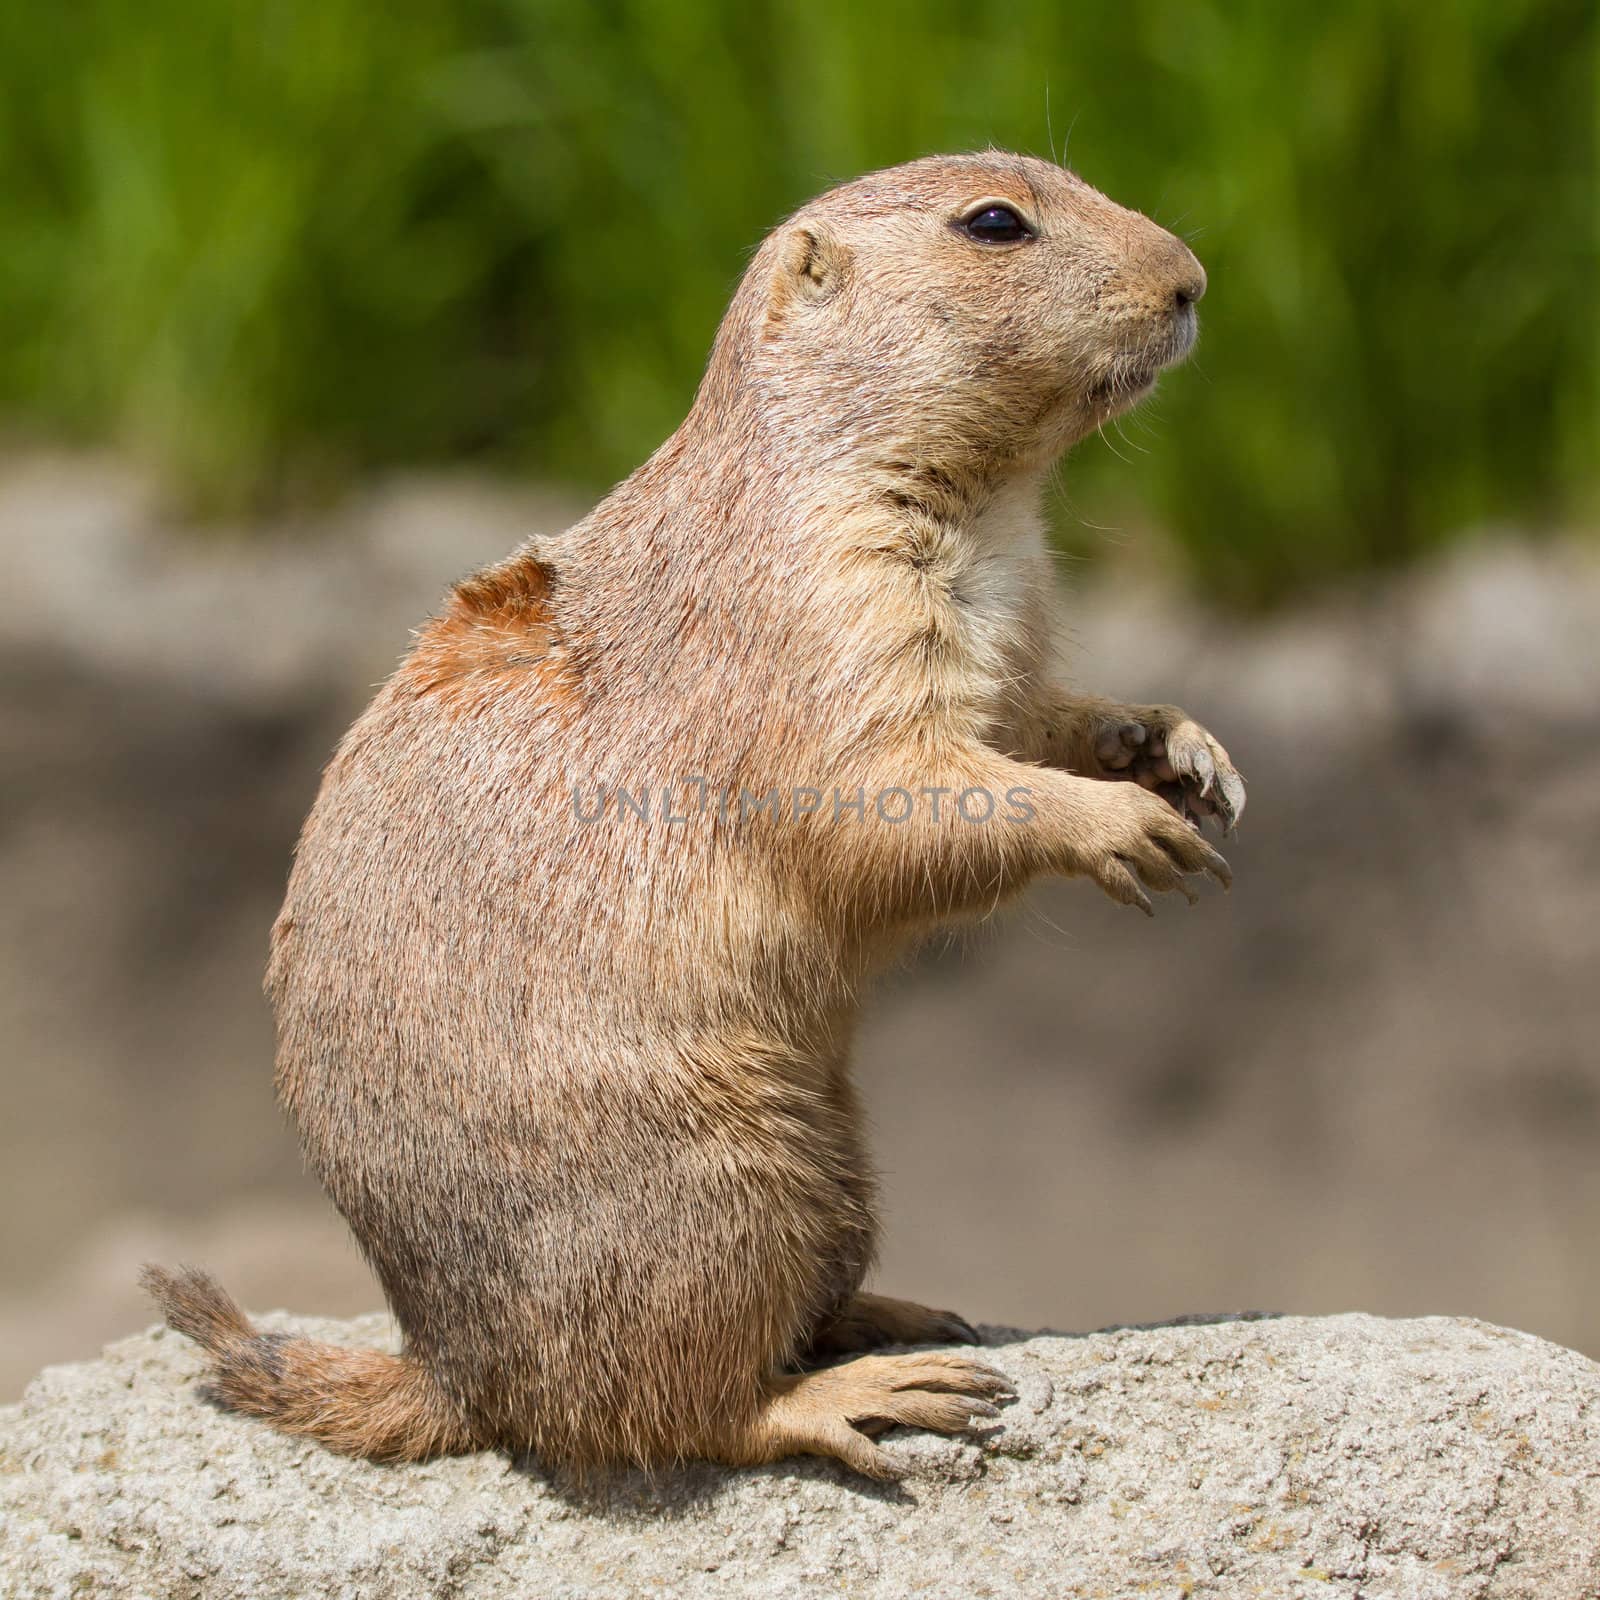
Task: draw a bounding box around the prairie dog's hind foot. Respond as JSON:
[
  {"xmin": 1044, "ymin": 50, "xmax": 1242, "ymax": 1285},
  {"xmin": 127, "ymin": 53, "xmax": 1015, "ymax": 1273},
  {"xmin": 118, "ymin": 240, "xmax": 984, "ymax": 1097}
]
[
  {"xmin": 736, "ymin": 1351, "xmax": 1013, "ymax": 1479},
  {"xmin": 803, "ymin": 1291, "xmax": 979, "ymax": 1360}
]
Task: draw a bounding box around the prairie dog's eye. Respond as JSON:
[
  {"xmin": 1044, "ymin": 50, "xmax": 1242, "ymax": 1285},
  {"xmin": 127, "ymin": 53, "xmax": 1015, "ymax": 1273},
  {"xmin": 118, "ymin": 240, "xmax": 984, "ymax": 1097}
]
[{"xmin": 959, "ymin": 205, "xmax": 1033, "ymax": 244}]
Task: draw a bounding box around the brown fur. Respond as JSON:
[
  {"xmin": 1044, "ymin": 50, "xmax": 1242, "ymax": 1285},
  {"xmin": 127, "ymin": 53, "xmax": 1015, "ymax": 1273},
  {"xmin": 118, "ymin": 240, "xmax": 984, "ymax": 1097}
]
[
  {"xmin": 140, "ymin": 1266, "xmax": 473, "ymax": 1461},
  {"xmin": 146, "ymin": 152, "xmax": 1245, "ymax": 1479}
]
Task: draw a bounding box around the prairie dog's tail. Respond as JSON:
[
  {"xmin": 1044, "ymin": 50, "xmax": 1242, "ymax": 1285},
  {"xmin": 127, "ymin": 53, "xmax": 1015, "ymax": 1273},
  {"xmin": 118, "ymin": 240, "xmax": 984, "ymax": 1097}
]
[{"xmin": 140, "ymin": 1264, "xmax": 475, "ymax": 1463}]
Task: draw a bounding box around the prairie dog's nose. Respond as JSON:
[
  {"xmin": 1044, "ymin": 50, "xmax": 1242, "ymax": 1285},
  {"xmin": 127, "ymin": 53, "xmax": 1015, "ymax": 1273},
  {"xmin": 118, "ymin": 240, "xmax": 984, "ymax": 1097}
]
[
  {"xmin": 1173, "ymin": 258, "xmax": 1207, "ymax": 310},
  {"xmin": 1160, "ymin": 236, "xmax": 1207, "ymax": 310},
  {"xmin": 1127, "ymin": 227, "xmax": 1206, "ymax": 312},
  {"xmin": 1093, "ymin": 196, "xmax": 1209, "ymax": 318},
  {"xmin": 1111, "ymin": 218, "xmax": 1208, "ymax": 317}
]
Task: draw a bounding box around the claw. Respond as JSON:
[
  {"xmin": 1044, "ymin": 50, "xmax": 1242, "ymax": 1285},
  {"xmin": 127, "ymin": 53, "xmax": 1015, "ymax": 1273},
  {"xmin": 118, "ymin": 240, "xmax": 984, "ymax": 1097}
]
[
  {"xmin": 1214, "ymin": 766, "xmax": 1247, "ymax": 831},
  {"xmin": 966, "ymin": 1368, "xmax": 1017, "ymax": 1400},
  {"xmin": 1201, "ymin": 842, "xmax": 1232, "ymax": 889},
  {"xmin": 959, "ymin": 1399, "xmax": 1000, "ymax": 1420}
]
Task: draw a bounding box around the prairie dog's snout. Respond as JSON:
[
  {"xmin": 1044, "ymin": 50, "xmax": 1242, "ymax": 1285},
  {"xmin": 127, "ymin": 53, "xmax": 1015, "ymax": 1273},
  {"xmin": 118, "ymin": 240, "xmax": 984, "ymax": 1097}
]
[
  {"xmin": 1081, "ymin": 212, "xmax": 1208, "ymax": 407},
  {"xmin": 1142, "ymin": 231, "xmax": 1207, "ymax": 312},
  {"xmin": 1098, "ymin": 221, "xmax": 1206, "ymax": 351}
]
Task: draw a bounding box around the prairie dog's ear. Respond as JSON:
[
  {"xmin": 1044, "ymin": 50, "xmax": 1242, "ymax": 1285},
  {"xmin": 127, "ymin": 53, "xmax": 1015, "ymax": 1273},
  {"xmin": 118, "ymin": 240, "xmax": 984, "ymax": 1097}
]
[{"xmin": 772, "ymin": 224, "xmax": 848, "ymax": 310}]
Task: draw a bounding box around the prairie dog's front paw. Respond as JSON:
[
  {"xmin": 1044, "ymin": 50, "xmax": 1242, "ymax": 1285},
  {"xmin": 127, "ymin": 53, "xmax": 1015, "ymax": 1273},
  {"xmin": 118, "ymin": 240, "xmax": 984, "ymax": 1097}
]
[
  {"xmin": 1091, "ymin": 705, "xmax": 1246, "ymax": 833},
  {"xmin": 1068, "ymin": 781, "xmax": 1232, "ymax": 915}
]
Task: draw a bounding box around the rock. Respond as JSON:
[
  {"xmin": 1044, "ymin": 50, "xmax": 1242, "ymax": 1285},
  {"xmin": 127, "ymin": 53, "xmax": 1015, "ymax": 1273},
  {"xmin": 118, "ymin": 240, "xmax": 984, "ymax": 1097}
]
[{"xmin": 2, "ymin": 1312, "xmax": 1597, "ymax": 1598}]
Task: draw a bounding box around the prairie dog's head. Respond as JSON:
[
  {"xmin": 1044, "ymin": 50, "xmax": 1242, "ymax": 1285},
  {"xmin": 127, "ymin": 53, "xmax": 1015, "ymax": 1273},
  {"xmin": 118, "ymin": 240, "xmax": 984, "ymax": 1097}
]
[{"xmin": 710, "ymin": 152, "xmax": 1205, "ymax": 477}]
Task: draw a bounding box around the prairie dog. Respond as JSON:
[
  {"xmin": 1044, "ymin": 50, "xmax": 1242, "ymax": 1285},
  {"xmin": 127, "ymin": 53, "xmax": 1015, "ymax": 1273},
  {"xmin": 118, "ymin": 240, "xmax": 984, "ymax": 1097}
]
[{"xmin": 146, "ymin": 151, "xmax": 1245, "ymax": 1480}]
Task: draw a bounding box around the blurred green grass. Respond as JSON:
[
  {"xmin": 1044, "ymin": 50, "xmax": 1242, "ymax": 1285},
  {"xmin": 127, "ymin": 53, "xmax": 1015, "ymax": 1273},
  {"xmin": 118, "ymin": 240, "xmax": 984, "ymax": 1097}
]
[{"xmin": 1, "ymin": 1, "xmax": 1594, "ymax": 600}]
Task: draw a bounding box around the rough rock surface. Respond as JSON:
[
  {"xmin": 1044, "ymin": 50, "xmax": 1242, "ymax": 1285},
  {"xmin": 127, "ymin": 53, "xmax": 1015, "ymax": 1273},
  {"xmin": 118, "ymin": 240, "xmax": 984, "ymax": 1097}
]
[{"xmin": 2, "ymin": 1312, "xmax": 1597, "ymax": 1598}]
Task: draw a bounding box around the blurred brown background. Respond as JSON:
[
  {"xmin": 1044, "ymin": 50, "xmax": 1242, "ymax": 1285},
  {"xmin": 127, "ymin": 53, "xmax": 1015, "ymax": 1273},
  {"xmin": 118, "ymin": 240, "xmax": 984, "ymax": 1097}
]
[{"xmin": 5, "ymin": 453, "xmax": 1598, "ymax": 1399}]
